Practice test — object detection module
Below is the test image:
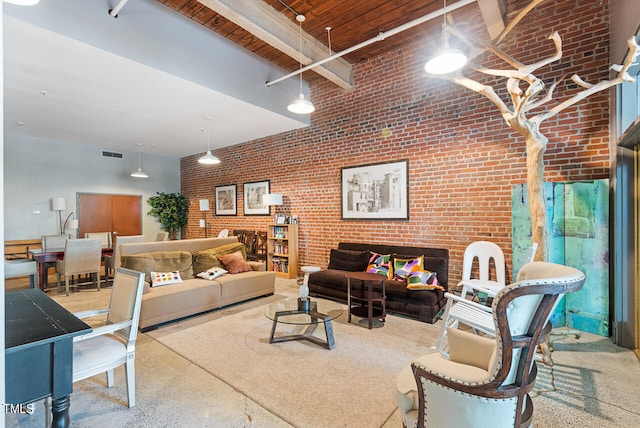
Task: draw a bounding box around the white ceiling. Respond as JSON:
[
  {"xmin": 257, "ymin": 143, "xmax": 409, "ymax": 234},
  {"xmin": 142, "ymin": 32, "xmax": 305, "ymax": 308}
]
[{"xmin": 3, "ymin": 12, "xmax": 308, "ymax": 159}]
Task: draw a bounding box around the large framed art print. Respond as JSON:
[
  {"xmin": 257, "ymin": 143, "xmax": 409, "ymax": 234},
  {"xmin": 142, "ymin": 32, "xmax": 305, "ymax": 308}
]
[
  {"xmin": 243, "ymin": 180, "xmax": 270, "ymax": 215},
  {"xmin": 215, "ymin": 184, "xmax": 237, "ymax": 216},
  {"xmin": 341, "ymin": 160, "xmax": 409, "ymax": 220}
]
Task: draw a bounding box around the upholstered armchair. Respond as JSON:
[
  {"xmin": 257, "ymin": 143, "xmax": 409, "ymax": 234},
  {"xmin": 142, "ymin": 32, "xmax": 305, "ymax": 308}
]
[{"xmin": 394, "ymin": 262, "xmax": 585, "ymax": 428}]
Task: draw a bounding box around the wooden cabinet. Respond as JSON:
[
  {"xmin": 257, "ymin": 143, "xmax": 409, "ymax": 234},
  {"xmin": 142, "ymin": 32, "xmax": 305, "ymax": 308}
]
[{"xmin": 266, "ymin": 224, "xmax": 298, "ymax": 279}]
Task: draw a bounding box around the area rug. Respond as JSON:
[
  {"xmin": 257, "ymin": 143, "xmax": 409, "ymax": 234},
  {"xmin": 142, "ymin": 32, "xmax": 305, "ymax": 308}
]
[{"xmin": 152, "ymin": 296, "xmax": 442, "ymax": 428}]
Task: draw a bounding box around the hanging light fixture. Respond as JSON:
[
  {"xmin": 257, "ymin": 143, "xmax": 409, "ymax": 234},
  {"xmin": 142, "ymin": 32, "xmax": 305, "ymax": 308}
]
[
  {"xmin": 198, "ymin": 118, "xmax": 221, "ymax": 165},
  {"xmin": 287, "ymin": 14, "xmax": 315, "ymax": 114},
  {"xmin": 3, "ymin": 0, "xmax": 40, "ymax": 5},
  {"xmin": 131, "ymin": 143, "xmax": 149, "ymax": 178},
  {"xmin": 424, "ymin": 0, "xmax": 467, "ymax": 75}
]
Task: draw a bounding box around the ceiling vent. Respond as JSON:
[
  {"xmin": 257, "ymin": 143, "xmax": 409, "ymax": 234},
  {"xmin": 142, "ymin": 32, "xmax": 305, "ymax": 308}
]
[{"xmin": 102, "ymin": 151, "xmax": 123, "ymax": 159}]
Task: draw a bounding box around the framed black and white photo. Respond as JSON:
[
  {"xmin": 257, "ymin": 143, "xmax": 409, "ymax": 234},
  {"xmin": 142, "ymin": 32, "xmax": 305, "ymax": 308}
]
[
  {"xmin": 243, "ymin": 180, "xmax": 270, "ymax": 215},
  {"xmin": 215, "ymin": 184, "xmax": 237, "ymax": 216},
  {"xmin": 341, "ymin": 160, "xmax": 409, "ymax": 220}
]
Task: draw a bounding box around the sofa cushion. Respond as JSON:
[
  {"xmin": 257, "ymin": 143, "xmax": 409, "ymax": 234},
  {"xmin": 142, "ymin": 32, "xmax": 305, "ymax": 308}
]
[
  {"xmin": 192, "ymin": 242, "xmax": 247, "ymax": 274},
  {"xmin": 218, "ymin": 251, "xmax": 252, "ymax": 274},
  {"xmin": 122, "ymin": 250, "xmax": 193, "ymax": 283},
  {"xmin": 405, "ymin": 270, "xmax": 444, "ymax": 290},
  {"xmin": 327, "ymin": 249, "xmax": 370, "ymax": 271}
]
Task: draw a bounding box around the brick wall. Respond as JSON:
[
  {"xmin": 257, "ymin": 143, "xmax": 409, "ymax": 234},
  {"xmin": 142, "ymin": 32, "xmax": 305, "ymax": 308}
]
[{"xmin": 181, "ymin": 0, "xmax": 611, "ymax": 285}]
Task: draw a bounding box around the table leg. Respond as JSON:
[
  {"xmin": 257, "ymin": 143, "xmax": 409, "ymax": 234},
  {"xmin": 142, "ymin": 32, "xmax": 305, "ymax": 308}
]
[
  {"xmin": 38, "ymin": 262, "xmax": 48, "ymax": 290},
  {"xmin": 51, "ymin": 395, "xmax": 70, "ymax": 428}
]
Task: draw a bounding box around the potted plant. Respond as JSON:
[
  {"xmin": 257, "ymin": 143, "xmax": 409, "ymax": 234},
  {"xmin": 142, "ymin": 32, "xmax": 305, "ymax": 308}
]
[{"xmin": 147, "ymin": 192, "xmax": 190, "ymax": 240}]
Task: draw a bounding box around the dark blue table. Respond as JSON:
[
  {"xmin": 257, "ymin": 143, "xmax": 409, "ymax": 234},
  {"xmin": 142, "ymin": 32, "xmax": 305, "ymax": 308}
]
[{"xmin": 5, "ymin": 288, "xmax": 91, "ymax": 428}]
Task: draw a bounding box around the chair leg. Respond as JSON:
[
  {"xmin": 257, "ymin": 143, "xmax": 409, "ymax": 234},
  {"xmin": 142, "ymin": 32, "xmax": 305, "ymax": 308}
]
[
  {"xmin": 125, "ymin": 359, "xmax": 136, "ymax": 408},
  {"xmin": 107, "ymin": 369, "xmax": 115, "ymax": 388},
  {"xmin": 65, "ymin": 276, "xmax": 70, "ymax": 297},
  {"xmin": 436, "ymin": 299, "xmax": 454, "ymax": 351},
  {"xmin": 44, "ymin": 396, "xmax": 52, "ymax": 428},
  {"xmin": 56, "ymin": 273, "xmax": 61, "ymax": 294}
]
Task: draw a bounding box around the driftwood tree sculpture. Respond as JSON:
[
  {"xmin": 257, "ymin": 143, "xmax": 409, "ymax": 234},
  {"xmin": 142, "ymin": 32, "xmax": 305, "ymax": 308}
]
[{"xmin": 439, "ymin": 0, "xmax": 639, "ymax": 260}]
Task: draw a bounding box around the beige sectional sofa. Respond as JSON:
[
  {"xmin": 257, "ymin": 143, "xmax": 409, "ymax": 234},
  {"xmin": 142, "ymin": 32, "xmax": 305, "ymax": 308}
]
[{"xmin": 116, "ymin": 237, "xmax": 276, "ymax": 331}]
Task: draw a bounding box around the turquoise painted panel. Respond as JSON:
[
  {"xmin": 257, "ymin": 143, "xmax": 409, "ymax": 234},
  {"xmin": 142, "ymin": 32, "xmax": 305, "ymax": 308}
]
[{"xmin": 511, "ymin": 179, "xmax": 609, "ymax": 336}]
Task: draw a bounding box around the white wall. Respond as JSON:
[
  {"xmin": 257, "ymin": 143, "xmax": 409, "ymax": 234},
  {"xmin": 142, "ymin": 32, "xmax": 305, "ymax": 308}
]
[{"xmin": 3, "ymin": 134, "xmax": 180, "ymax": 241}]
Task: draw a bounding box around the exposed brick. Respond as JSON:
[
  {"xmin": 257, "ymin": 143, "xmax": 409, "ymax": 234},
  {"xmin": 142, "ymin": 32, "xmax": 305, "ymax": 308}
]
[{"xmin": 181, "ymin": 0, "xmax": 613, "ymax": 286}]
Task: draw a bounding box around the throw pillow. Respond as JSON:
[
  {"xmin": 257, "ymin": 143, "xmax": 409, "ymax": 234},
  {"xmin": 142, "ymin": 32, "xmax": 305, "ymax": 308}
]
[
  {"xmin": 327, "ymin": 249, "xmax": 370, "ymax": 271},
  {"xmin": 366, "ymin": 252, "xmax": 392, "ymax": 279},
  {"xmin": 150, "ymin": 271, "xmax": 183, "ymax": 287},
  {"xmin": 392, "ymin": 255, "xmax": 424, "ymax": 282},
  {"xmin": 218, "ymin": 251, "xmax": 252, "ymax": 274},
  {"xmin": 196, "ymin": 266, "xmax": 228, "ymax": 280},
  {"xmin": 192, "ymin": 242, "xmax": 247, "ymax": 275},
  {"xmin": 405, "ymin": 270, "xmax": 444, "ymax": 291}
]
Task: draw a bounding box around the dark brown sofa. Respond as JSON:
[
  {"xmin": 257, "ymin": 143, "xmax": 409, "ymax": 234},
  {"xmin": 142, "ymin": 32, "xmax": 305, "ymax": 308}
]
[{"xmin": 308, "ymin": 243, "xmax": 449, "ymax": 323}]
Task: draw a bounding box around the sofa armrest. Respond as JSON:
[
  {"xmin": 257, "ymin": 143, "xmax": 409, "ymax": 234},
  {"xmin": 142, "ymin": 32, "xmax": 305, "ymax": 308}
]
[{"xmin": 249, "ymin": 261, "xmax": 266, "ymax": 271}]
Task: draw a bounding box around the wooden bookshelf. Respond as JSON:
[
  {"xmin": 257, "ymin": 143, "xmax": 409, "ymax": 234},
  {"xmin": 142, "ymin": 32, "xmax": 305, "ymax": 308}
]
[{"xmin": 266, "ymin": 224, "xmax": 298, "ymax": 279}]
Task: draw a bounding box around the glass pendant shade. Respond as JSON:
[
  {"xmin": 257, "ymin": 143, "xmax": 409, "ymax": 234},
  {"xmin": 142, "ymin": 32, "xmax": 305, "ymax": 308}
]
[
  {"xmin": 287, "ymin": 93, "xmax": 315, "ymax": 114},
  {"xmin": 198, "ymin": 151, "xmax": 221, "ymax": 165},
  {"xmin": 424, "ymin": 45, "xmax": 467, "ymax": 74}
]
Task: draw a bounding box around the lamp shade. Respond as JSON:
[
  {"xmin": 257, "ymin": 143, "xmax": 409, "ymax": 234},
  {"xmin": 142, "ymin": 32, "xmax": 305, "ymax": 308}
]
[
  {"xmin": 67, "ymin": 219, "xmax": 79, "ymax": 230},
  {"xmin": 424, "ymin": 46, "xmax": 467, "ymax": 75},
  {"xmin": 130, "ymin": 168, "xmax": 149, "ymax": 178},
  {"xmin": 3, "ymin": 0, "xmax": 40, "ymax": 5},
  {"xmin": 199, "ymin": 199, "xmax": 210, "ymax": 211},
  {"xmin": 198, "ymin": 151, "xmax": 221, "ymax": 165},
  {"xmin": 287, "ymin": 94, "xmax": 315, "ymax": 114},
  {"xmin": 262, "ymin": 193, "xmax": 283, "ymax": 206},
  {"xmin": 51, "ymin": 197, "xmax": 66, "ymax": 211}
]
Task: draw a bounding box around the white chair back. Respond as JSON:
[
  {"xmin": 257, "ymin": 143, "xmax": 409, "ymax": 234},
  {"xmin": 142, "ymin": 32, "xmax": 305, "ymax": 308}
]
[
  {"xmin": 461, "ymin": 241, "xmax": 505, "ymax": 285},
  {"xmin": 41, "ymin": 234, "xmax": 69, "ymax": 251},
  {"xmin": 525, "ymin": 242, "xmax": 539, "ymax": 263},
  {"xmin": 108, "ymin": 268, "xmax": 145, "ymax": 347},
  {"xmin": 85, "ymin": 231, "xmax": 112, "ymax": 247},
  {"xmin": 61, "ymin": 238, "xmax": 102, "ymax": 275},
  {"xmin": 217, "ymin": 229, "xmax": 229, "ymax": 238}
]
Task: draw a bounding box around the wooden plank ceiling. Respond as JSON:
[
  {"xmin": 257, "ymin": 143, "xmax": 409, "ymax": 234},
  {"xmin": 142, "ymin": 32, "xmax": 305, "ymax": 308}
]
[{"xmin": 155, "ymin": 0, "xmax": 502, "ymax": 88}]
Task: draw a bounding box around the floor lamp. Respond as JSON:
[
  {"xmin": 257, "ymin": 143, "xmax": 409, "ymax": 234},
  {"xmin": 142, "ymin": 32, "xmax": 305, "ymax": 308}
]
[
  {"xmin": 51, "ymin": 197, "xmax": 66, "ymax": 235},
  {"xmin": 199, "ymin": 199, "xmax": 210, "ymax": 238}
]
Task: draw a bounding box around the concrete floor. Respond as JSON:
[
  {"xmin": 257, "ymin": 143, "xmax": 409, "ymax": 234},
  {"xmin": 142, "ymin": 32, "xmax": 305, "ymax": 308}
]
[{"xmin": 4, "ymin": 277, "xmax": 640, "ymax": 427}]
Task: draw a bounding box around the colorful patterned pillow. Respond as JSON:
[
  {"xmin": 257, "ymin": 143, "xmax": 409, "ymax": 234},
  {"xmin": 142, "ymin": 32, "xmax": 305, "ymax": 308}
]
[
  {"xmin": 365, "ymin": 252, "xmax": 392, "ymax": 279},
  {"xmin": 150, "ymin": 271, "xmax": 183, "ymax": 287},
  {"xmin": 393, "ymin": 255, "xmax": 424, "ymax": 282},
  {"xmin": 405, "ymin": 270, "xmax": 444, "ymax": 291},
  {"xmin": 196, "ymin": 267, "xmax": 228, "ymax": 281}
]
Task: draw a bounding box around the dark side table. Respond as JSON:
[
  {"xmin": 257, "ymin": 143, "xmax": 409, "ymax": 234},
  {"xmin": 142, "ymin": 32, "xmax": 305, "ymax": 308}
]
[
  {"xmin": 5, "ymin": 289, "xmax": 92, "ymax": 428},
  {"xmin": 346, "ymin": 271, "xmax": 387, "ymax": 329}
]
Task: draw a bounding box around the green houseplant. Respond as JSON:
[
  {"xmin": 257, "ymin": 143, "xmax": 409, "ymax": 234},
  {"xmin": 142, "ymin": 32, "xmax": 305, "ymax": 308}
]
[{"xmin": 147, "ymin": 192, "xmax": 190, "ymax": 240}]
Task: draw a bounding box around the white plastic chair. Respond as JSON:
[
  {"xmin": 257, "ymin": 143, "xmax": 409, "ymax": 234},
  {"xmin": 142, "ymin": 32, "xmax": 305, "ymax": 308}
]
[
  {"xmin": 217, "ymin": 229, "xmax": 229, "ymax": 237},
  {"xmin": 45, "ymin": 268, "xmax": 145, "ymax": 425},
  {"xmin": 436, "ymin": 242, "xmax": 537, "ymax": 353}
]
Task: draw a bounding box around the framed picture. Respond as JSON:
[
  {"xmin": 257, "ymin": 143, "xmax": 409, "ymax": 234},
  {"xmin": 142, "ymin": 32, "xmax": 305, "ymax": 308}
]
[
  {"xmin": 215, "ymin": 184, "xmax": 237, "ymax": 216},
  {"xmin": 243, "ymin": 180, "xmax": 270, "ymax": 215},
  {"xmin": 341, "ymin": 160, "xmax": 409, "ymax": 220}
]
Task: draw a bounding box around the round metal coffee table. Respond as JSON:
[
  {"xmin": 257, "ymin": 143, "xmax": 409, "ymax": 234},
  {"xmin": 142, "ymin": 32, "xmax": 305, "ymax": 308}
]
[{"xmin": 265, "ymin": 298, "xmax": 344, "ymax": 350}]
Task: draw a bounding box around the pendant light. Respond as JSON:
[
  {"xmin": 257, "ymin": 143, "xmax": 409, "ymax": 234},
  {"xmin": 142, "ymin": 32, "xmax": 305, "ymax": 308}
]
[
  {"xmin": 198, "ymin": 121, "xmax": 221, "ymax": 165},
  {"xmin": 424, "ymin": 0, "xmax": 467, "ymax": 75},
  {"xmin": 131, "ymin": 143, "xmax": 149, "ymax": 178},
  {"xmin": 287, "ymin": 14, "xmax": 315, "ymax": 114}
]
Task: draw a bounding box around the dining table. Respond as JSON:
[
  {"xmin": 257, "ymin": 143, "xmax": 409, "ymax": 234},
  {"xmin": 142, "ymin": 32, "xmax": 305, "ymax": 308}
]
[{"xmin": 29, "ymin": 246, "xmax": 113, "ymax": 291}]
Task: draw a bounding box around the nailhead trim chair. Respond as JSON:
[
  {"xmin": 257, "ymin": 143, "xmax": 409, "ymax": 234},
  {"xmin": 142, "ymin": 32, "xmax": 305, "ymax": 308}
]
[{"xmin": 394, "ymin": 261, "xmax": 585, "ymax": 428}]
